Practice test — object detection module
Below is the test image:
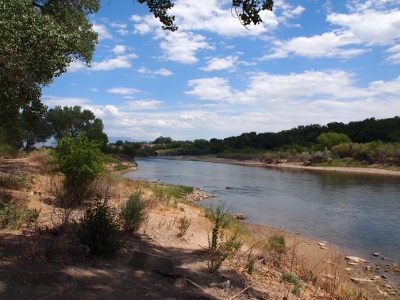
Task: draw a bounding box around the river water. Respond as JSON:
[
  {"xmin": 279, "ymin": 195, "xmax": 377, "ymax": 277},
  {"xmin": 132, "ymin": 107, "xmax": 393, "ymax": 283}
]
[{"xmin": 124, "ymin": 157, "xmax": 400, "ymax": 268}]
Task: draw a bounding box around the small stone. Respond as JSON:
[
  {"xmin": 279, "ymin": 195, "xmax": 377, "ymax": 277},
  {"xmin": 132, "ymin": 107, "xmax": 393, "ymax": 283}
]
[
  {"xmin": 365, "ymin": 266, "xmax": 372, "ymax": 271},
  {"xmin": 373, "ymin": 252, "xmax": 380, "ymax": 257},
  {"xmin": 318, "ymin": 242, "xmax": 326, "ymax": 246},
  {"xmin": 381, "ymin": 275, "xmax": 388, "ymax": 279},
  {"xmin": 345, "ymin": 268, "xmax": 353, "ymax": 271},
  {"xmin": 345, "ymin": 256, "xmax": 366, "ymax": 263},
  {"xmin": 320, "ymin": 246, "xmax": 327, "ymax": 250}
]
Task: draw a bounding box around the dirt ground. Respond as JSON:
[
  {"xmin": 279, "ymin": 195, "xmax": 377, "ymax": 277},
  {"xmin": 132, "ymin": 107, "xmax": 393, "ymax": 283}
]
[{"xmin": 1, "ymin": 156, "xmax": 399, "ymax": 299}]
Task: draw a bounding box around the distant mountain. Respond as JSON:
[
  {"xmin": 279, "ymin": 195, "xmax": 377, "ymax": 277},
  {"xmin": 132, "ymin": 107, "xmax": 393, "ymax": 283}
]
[{"xmin": 108, "ymin": 137, "xmax": 149, "ymax": 143}]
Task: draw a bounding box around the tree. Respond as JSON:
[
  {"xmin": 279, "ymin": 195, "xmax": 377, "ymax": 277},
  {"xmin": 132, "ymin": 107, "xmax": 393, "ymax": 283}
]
[
  {"xmin": 47, "ymin": 106, "xmax": 108, "ymax": 146},
  {"xmin": 0, "ymin": 0, "xmax": 99, "ymax": 133},
  {"xmin": 20, "ymin": 99, "xmax": 52, "ymax": 152},
  {"xmin": 315, "ymin": 132, "xmax": 351, "ymax": 151}
]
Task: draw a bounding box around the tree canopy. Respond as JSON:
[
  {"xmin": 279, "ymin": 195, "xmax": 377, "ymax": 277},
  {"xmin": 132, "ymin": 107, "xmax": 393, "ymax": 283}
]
[
  {"xmin": 0, "ymin": 0, "xmax": 99, "ymax": 149},
  {"xmin": 48, "ymin": 106, "xmax": 108, "ymax": 146}
]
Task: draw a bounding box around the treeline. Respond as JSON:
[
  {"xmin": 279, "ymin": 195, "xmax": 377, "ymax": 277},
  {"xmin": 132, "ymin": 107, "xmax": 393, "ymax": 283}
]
[
  {"xmin": 135, "ymin": 117, "xmax": 400, "ymax": 167},
  {"xmin": 145, "ymin": 117, "xmax": 399, "ymax": 154}
]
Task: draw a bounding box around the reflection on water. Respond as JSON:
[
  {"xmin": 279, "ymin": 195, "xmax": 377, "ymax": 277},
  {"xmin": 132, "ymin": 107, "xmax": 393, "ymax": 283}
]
[{"xmin": 125, "ymin": 157, "xmax": 400, "ymax": 266}]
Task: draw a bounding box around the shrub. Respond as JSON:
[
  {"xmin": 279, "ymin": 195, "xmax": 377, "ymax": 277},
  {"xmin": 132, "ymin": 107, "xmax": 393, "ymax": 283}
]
[
  {"xmin": 51, "ymin": 133, "xmax": 105, "ymax": 207},
  {"xmin": 77, "ymin": 199, "xmax": 124, "ymax": 257},
  {"xmin": 0, "ymin": 200, "xmax": 39, "ymax": 230},
  {"xmin": 267, "ymin": 235, "xmax": 286, "ymax": 254},
  {"xmin": 177, "ymin": 215, "xmax": 191, "ymax": 237},
  {"xmin": 205, "ymin": 202, "xmax": 242, "ymax": 273},
  {"xmin": 120, "ymin": 192, "xmax": 148, "ymax": 233},
  {"xmin": 282, "ymin": 271, "xmax": 303, "ymax": 296}
]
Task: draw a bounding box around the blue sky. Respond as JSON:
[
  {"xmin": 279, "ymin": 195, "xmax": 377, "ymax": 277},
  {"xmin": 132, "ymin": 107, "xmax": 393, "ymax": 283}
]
[{"xmin": 42, "ymin": 0, "xmax": 400, "ymax": 141}]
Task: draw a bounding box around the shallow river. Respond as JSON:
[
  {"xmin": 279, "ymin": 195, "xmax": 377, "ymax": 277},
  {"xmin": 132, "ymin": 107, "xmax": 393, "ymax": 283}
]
[{"xmin": 124, "ymin": 157, "xmax": 400, "ymax": 267}]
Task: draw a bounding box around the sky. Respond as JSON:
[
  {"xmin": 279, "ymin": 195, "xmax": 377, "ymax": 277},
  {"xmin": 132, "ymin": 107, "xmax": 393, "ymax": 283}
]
[{"xmin": 41, "ymin": 0, "xmax": 400, "ymax": 142}]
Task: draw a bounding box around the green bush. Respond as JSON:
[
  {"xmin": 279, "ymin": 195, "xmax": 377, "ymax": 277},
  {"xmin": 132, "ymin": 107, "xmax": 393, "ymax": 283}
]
[
  {"xmin": 205, "ymin": 202, "xmax": 242, "ymax": 273},
  {"xmin": 51, "ymin": 133, "xmax": 105, "ymax": 207},
  {"xmin": 77, "ymin": 199, "xmax": 124, "ymax": 257},
  {"xmin": 177, "ymin": 215, "xmax": 191, "ymax": 237},
  {"xmin": 120, "ymin": 192, "xmax": 148, "ymax": 233},
  {"xmin": 267, "ymin": 235, "xmax": 286, "ymax": 254},
  {"xmin": 0, "ymin": 200, "xmax": 39, "ymax": 230},
  {"xmin": 282, "ymin": 271, "xmax": 303, "ymax": 296}
]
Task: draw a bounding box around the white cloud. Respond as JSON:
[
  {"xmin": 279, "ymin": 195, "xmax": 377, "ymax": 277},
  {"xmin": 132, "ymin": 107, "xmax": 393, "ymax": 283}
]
[
  {"xmin": 262, "ymin": 30, "xmax": 365, "ymax": 60},
  {"xmin": 90, "ymin": 88, "xmax": 99, "ymax": 92},
  {"xmin": 129, "ymin": 14, "xmax": 142, "ymax": 22},
  {"xmin": 186, "ymin": 77, "xmax": 233, "ymax": 100},
  {"xmin": 109, "ymin": 22, "xmax": 127, "ymax": 28},
  {"xmin": 327, "ymin": 9, "xmax": 400, "ymax": 44},
  {"xmin": 158, "ymin": 31, "xmax": 214, "ymax": 64},
  {"xmin": 41, "ymin": 95, "xmax": 92, "ymax": 107},
  {"xmin": 107, "ymin": 87, "xmax": 143, "ymax": 94},
  {"xmin": 121, "ymin": 99, "xmax": 164, "ymax": 110},
  {"xmin": 200, "ymin": 56, "xmax": 238, "ymax": 71},
  {"xmin": 154, "ymin": 68, "xmax": 173, "ymax": 76},
  {"xmin": 91, "ymin": 54, "xmax": 137, "ymax": 71},
  {"xmin": 138, "ymin": 66, "xmax": 151, "ymax": 74},
  {"xmin": 130, "ymin": 0, "xmax": 285, "ymax": 37},
  {"xmin": 68, "ymin": 60, "xmax": 87, "ymax": 72},
  {"xmin": 385, "ymin": 44, "xmax": 400, "ymax": 64},
  {"xmin": 117, "ymin": 29, "xmax": 129, "ymax": 36},
  {"xmin": 92, "ymin": 23, "xmax": 112, "ymax": 39},
  {"xmin": 113, "ymin": 45, "xmax": 127, "ymax": 55},
  {"xmin": 262, "ymin": 7, "xmax": 400, "ymax": 61}
]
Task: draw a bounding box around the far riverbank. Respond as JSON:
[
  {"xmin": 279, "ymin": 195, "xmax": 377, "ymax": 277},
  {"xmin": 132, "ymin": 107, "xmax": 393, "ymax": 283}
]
[{"xmin": 177, "ymin": 155, "xmax": 400, "ymax": 176}]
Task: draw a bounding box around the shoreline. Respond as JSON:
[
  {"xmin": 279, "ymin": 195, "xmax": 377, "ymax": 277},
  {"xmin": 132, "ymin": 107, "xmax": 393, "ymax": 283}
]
[
  {"xmin": 179, "ymin": 155, "xmax": 400, "ymax": 176},
  {"xmin": 175, "ymin": 155, "xmax": 400, "ymax": 277}
]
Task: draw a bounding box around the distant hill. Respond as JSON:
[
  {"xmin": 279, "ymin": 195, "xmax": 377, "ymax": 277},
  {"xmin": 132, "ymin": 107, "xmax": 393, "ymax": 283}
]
[{"xmin": 108, "ymin": 137, "xmax": 149, "ymax": 143}]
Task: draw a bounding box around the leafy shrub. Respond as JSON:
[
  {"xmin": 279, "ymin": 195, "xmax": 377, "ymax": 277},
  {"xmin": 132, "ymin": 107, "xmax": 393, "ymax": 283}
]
[
  {"xmin": 0, "ymin": 200, "xmax": 38, "ymax": 230},
  {"xmin": 51, "ymin": 133, "xmax": 105, "ymax": 207},
  {"xmin": 77, "ymin": 199, "xmax": 124, "ymax": 257},
  {"xmin": 282, "ymin": 271, "xmax": 303, "ymax": 296},
  {"xmin": 177, "ymin": 215, "xmax": 191, "ymax": 237},
  {"xmin": 205, "ymin": 202, "xmax": 242, "ymax": 273},
  {"xmin": 267, "ymin": 235, "xmax": 286, "ymax": 254},
  {"xmin": 120, "ymin": 192, "xmax": 148, "ymax": 233},
  {"xmin": 0, "ymin": 173, "xmax": 28, "ymax": 191}
]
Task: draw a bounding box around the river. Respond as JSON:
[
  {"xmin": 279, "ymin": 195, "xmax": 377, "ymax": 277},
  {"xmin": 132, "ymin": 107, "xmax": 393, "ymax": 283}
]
[{"xmin": 124, "ymin": 157, "xmax": 400, "ymax": 269}]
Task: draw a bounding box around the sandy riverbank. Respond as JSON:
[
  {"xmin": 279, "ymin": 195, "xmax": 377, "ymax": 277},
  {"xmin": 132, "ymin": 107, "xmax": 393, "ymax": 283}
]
[{"xmin": 179, "ymin": 156, "xmax": 400, "ymax": 176}]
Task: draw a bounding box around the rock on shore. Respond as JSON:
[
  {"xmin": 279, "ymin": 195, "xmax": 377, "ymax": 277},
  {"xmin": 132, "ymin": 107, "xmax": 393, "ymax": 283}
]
[{"xmin": 181, "ymin": 187, "xmax": 215, "ymax": 201}]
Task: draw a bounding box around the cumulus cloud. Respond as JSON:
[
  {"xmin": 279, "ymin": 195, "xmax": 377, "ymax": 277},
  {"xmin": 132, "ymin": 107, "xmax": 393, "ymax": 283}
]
[
  {"xmin": 154, "ymin": 68, "xmax": 173, "ymax": 76},
  {"xmin": 264, "ymin": 30, "xmax": 367, "ymax": 59},
  {"xmin": 109, "ymin": 22, "xmax": 127, "ymax": 28},
  {"xmin": 157, "ymin": 31, "xmax": 214, "ymax": 64},
  {"xmin": 200, "ymin": 56, "xmax": 238, "ymax": 71},
  {"xmin": 262, "ymin": 6, "xmax": 400, "ymax": 60},
  {"xmin": 327, "ymin": 9, "xmax": 400, "ymax": 44},
  {"xmin": 186, "ymin": 77, "xmax": 233, "ymax": 100},
  {"xmin": 385, "ymin": 44, "xmax": 400, "ymax": 64},
  {"xmin": 91, "ymin": 54, "xmax": 137, "ymax": 71},
  {"xmin": 92, "ymin": 23, "xmax": 112, "ymax": 39},
  {"xmin": 113, "ymin": 45, "xmax": 127, "ymax": 55}
]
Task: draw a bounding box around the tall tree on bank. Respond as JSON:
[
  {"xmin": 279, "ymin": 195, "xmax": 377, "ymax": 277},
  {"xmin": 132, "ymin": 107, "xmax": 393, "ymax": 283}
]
[
  {"xmin": 0, "ymin": 0, "xmax": 99, "ymax": 149},
  {"xmin": 47, "ymin": 106, "xmax": 108, "ymax": 147}
]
